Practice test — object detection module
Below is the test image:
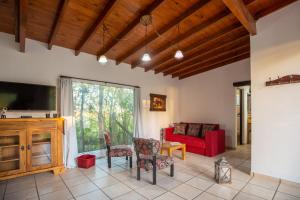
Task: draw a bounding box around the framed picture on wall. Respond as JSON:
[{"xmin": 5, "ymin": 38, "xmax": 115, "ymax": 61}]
[{"xmin": 150, "ymin": 93, "xmax": 167, "ymax": 111}]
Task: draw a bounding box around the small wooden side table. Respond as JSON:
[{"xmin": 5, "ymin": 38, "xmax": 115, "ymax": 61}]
[{"xmin": 160, "ymin": 142, "xmax": 186, "ymax": 160}]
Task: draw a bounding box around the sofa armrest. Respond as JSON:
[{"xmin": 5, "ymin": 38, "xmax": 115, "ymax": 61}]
[
  {"xmin": 163, "ymin": 127, "xmax": 174, "ymax": 141},
  {"xmin": 205, "ymin": 130, "xmax": 225, "ymax": 157}
]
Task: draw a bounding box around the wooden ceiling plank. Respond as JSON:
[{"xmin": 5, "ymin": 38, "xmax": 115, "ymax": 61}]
[
  {"xmin": 172, "ymin": 44, "xmax": 249, "ymax": 77},
  {"xmin": 19, "ymin": 0, "xmax": 27, "ymax": 52},
  {"xmin": 48, "ymin": 0, "xmax": 69, "ymax": 50},
  {"xmin": 75, "ymin": 0, "xmax": 117, "ymax": 56},
  {"xmin": 97, "ymin": 0, "xmax": 164, "ymax": 58},
  {"xmin": 132, "ymin": 10, "xmax": 231, "ymax": 69},
  {"xmin": 179, "ymin": 53, "xmax": 250, "ymax": 79},
  {"xmin": 115, "ymin": 0, "xmax": 210, "ymax": 65},
  {"xmin": 222, "ymin": 0, "xmax": 256, "ymax": 35},
  {"xmin": 162, "ymin": 34, "xmax": 249, "ymax": 76},
  {"xmin": 144, "ymin": 24, "xmax": 243, "ymax": 72},
  {"xmin": 255, "ymin": 0, "xmax": 297, "ymax": 19}
]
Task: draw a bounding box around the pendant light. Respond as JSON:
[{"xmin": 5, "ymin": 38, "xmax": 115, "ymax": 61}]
[
  {"xmin": 141, "ymin": 15, "xmax": 152, "ymax": 62},
  {"xmin": 98, "ymin": 23, "xmax": 108, "ymax": 64},
  {"xmin": 174, "ymin": 24, "xmax": 184, "ymax": 60}
]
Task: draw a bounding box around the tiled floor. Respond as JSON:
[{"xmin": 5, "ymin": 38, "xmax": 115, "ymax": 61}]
[{"xmin": 1, "ymin": 145, "xmax": 300, "ymax": 200}]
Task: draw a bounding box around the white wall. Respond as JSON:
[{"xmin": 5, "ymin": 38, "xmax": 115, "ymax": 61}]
[
  {"xmin": 177, "ymin": 59, "xmax": 251, "ymax": 147},
  {"xmin": 251, "ymin": 1, "xmax": 300, "ymax": 183},
  {"xmin": 0, "ymin": 32, "xmax": 179, "ymax": 140}
]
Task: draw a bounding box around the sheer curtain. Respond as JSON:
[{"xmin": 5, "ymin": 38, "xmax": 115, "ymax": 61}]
[
  {"xmin": 60, "ymin": 78, "xmax": 78, "ymax": 168},
  {"xmin": 133, "ymin": 87, "xmax": 143, "ymax": 138}
]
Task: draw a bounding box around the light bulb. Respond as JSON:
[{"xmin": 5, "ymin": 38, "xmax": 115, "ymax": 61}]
[
  {"xmin": 174, "ymin": 50, "xmax": 184, "ymax": 59},
  {"xmin": 98, "ymin": 55, "xmax": 108, "ymax": 64},
  {"xmin": 141, "ymin": 53, "xmax": 151, "ymax": 62}
]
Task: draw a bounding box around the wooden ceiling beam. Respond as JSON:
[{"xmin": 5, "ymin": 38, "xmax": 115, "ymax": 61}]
[
  {"xmin": 115, "ymin": 0, "xmax": 210, "ymax": 65},
  {"xmin": 163, "ymin": 35, "xmax": 249, "ymax": 76},
  {"xmin": 18, "ymin": 0, "xmax": 27, "ymax": 52},
  {"xmin": 75, "ymin": 0, "xmax": 117, "ymax": 56},
  {"xmin": 132, "ymin": 10, "xmax": 230, "ymax": 69},
  {"xmin": 144, "ymin": 24, "xmax": 243, "ymax": 72},
  {"xmin": 222, "ymin": 0, "xmax": 256, "ymax": 35},
  {"xmin": 179, "ymin": 53, "xmax": 250, "ymax": 79},
  {"xmin": 48, "ymin": 0, "xmax": 69, "ymax": 50},
  {"xmin": 96, "ymin": 0, "xmax": 164, "ymax": 58},
  {"xmin": 172, "ymin": 44, "xmax": 249, "ymax": 77},
  {"xmin": 14, "ymin": 0, "xmax": 20, "ymax": 42}
]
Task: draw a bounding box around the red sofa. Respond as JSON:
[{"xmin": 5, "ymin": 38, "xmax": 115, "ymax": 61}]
[{"xmin": 163, "ymin": 123, "xmax": 225, "ymax": 157}]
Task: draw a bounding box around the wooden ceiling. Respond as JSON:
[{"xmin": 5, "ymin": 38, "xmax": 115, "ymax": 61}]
[{"xmin": 0, "ymin": 0, "xmax": 296, "ymax": 79}]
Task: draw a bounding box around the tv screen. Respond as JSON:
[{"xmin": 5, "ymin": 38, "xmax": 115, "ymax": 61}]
[{"xmin": 0, "ymin": 81, "xmax": 56, "ymax": 111}]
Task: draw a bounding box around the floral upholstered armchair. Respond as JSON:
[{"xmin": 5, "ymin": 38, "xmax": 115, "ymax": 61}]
[
  {"xmin": 133, "ymin": 137, "xmax": 174, "ymax": 185},
  {"xmin": 104, "ymin": 132, "xmax": 133, "ymax": 168}
]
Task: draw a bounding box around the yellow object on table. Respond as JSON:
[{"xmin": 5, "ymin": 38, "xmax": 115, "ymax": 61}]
[{"xmin": 160, "ymin": 142, "xmax": 186, "ymax": 160}]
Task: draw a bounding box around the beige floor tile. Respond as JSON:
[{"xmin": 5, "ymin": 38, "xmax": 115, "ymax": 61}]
[
  {"xmin": 92, "ymin": 175, "xmax": 119, "ymax": 188},
  {"xmin": 36, "ymin": 174, "xmax": 62, "ymax": 186},
  {"xmin": 4, "ymin": 187, "xmax": 38, "ymax": 200},
  {"xmin": 112, "ymin": 170, "xmax": 136, "ymax": 181},
  {"xmin": 231, "ymin": 169, "xmax": 252, "ymax": 183},
  {"xmin": 69, "ymin": 182, "xmax": 98, "ymax": 197},
  {"xmin": 155, "ymin": 192, "xmax": 184, "ymax": 200},
  {"xmin": 40, "ymin": 189, "xmax": 73, "ymax": 200},
  {"xmin": 61, "ymin": 169, "xmax": 83, "ymax": 180},
  {"xmin": 186, "ymin": 177, "xmax": 214, "ymax": 191},
  {"xmin": 157, "ymin": 176, "xmax": 183, "ymax": 190},
  {"xmin": 102, "ymin": 182, "xmax": 132, "ymax": 199},
  {"xmin": 207, "ymin": 184, "xmax": 239, "ymax": 200},
  {"xmin": 37, "ymin": 181, "xmax": 67, "ymax": 196},
  {"xmin": 194, "ymin": 192, "xmax": 224, "ymax": 200},
  {"xmin": 274, "ymin": 192, "xmax": 300, "ymax": 200},
  {"xmin": 114, "ymin": 190, "xmax": 146, "ymax": 200},
  {"xmin": 278, "ymin": 181, "xmax": 300, "ymax": 197},
  {"xmin": 171, "ymin": 183, "xmax": 203, "ymax": 200},
  {"xmin": 6, "ymin": 176, "xmax": 35, "ymax": 194},
  {"xmin": 101, "ymin": 166, "xmax": 127, "ymax": 174},
  {"xmin": 234, "ymin": 192, "xmax": 264, "ymax": 200},
  {"xmin": 64, "ymin": 175, "xmax": 91, "ymax": 187},
  {"xmin": 242, "ymin": 184, "xmax": 275, "ymax": 200},
  {"xmin": 136, "ymin": 184, "xmax": 166, "ymax": 199},
  {"xmin": 122, "ymin": 177, "xmax": 150, "ymax": 190},
  {"xmin": 84, "ymin": 169, "xmax": 108, "ymax": 180},
  {"xmin": 250, "ymin": 174, "xmax": 280, "ymax": 190},
  {"xmin": 223, "ymin": 179, "xmax": 247, "ymax": 191},
  {"xmin": 75, "ymin": 190, "xmax": 109, "ymax": 200},
  {"xmin": 173, "ymin": 171, "xmax": 194, "ymax": 182}
]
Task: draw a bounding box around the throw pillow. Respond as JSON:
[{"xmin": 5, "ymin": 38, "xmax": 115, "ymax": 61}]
[
  {"xmin": 173, "ymin": 123, "xmax": 187, "ymax": 135},
  {"xmin": 186, "ymin": 123, "xmax": 201, "ymax": 137},
  {"xmin": 201, "ymin": 124, "xmax": 216, "ymax": 138}
]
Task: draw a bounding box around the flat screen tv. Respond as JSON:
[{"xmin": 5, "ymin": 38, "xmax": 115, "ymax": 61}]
[{"xmin": 0, "ymin": 81, "xmax": 56, "ymax": 111}]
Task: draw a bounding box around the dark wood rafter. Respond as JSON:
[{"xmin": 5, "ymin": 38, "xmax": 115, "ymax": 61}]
[
  {"xmin": 254, "ymin": 0, "xmax": 297, "ymax": 19},
  {"xmin": 222, "ymin": 0, "xmax": 256, "ymax": 35},
  {"xmin": 115, "ymin": 0, "xmax": 211, "ymax": 65},
  {"xmin": 132, "ymin": 10, "xmax": 231, "ymax": 69},
  {"xmin": 163, "ymin": 34, "xmax": 249, "ymax": 76},
  {"xmin": 18, "ymin": 0, "xmax": 27, "ymax": 52},
  {"xmin": 75, "ymin": 0, "xmax": 117, "ymax": 56},
  {"xmin": 145, "ymin": 24, "xmax": 243, "ymax": 72},
  {"xmin": 172, "ymin": 44, "xmax": 250, "ymax": 77},
  {"xmin": 48, "ymin": 0, "xmax": 69, "ymax": 50},
  {"xmin": 154, "ymin": 26, "xmax": 247, "ymax": 74},
  {"xmin": 179, "ymin": 52, "xmax": 250, "ymax": 79},
  {"xmin": 14, "ymin": 0, "xmax": 20, "ymax": 42},
  {"xmin": 96, "ymin": 0, "xmax": 164, "ymax": 59}
]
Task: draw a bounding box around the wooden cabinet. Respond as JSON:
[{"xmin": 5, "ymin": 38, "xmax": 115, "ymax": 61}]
[{"xmin": 0, "ymin": 118, "xmax": 64, "ymax": 181}]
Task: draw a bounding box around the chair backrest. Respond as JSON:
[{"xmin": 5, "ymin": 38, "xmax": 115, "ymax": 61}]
[
  {"xmin": 133, "ymin": 137, "xmax": 160, "ymax": 157},
  {"xmin": 104, "ymin": 131, "xmax": 112, "ymax": 146}
]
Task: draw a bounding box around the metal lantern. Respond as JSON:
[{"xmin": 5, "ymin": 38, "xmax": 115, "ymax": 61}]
[{"xmin": 215, "ymin": 157, "xmax": 232, "ymax": 184}]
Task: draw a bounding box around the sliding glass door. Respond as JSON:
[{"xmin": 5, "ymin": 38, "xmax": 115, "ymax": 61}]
[{"xmin": 72, "ymin": 81, "xmax": 134, "ymax": 154}]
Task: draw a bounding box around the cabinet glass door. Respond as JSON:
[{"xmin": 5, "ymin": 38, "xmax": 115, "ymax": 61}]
[
  {"xmin": 0, "ymin": 130, "xmax": 26, "ymax": 176},
  {"xmin": 27, "ymin": 129, "xmax": 57, "ymax": 171}
]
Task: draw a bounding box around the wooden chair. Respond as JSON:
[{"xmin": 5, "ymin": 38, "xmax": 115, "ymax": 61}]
[
  {"xmin": 104, "ymin": 132, "xmax": 133, "ymax": 168},
  {"xmin": 133, "ymin": 137, "xmax": 174, "ymax": 185}
]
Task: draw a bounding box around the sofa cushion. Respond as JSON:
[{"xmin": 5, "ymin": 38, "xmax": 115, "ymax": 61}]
[
  {"xmin": 201, "ymin": 124, "xmax": 218, "ymax": 138},
  {"xmin": 173, "ymin": 123, "xmax": 187, "ymax": 135},
  {"xmin": 186, "ymin": 123, "xmax": 201, "ymax": 137}
]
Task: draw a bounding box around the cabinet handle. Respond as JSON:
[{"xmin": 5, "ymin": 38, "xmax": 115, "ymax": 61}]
[
  {"xmin": 27, "ymin": 145, "xmax": 31, "ymax": 150},
  {"xmin": 20, "ymin": 145, "xmax": 25, "ymax": 151}
]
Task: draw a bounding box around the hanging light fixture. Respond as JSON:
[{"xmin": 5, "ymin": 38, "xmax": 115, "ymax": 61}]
[
  {"xmin": 98, "ymin": 23, "xmax": 108, "ymax": 64},
  {"xmin": 140, "ymin": 15, "xmax": 152, "ymax": 62},
  {"xmin": 174, "ymin": 24, "xmax": 184, "ymax": 60}
]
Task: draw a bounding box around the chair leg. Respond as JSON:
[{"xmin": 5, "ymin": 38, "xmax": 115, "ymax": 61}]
[
  {"xmin": 137, "ymin": 166, "xmax": 141, "ymax": 180},
  {"xmin": 126, "ymin": 156, "xmax": 128, "ymax": 160},
  {"xmin": 129, "ymin": 156, "xmax": 132, "ymax": 168},
  {"xmin": 153, "ymin": 164, "xmax": 157, "ymax": 185},
  {"xmin": 108, "ymin": 156, "xmax": 112, "ymax": 168},
  {"xmin": 170, "ymin": 164, "xmax": 174, "ymax": 177}
]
